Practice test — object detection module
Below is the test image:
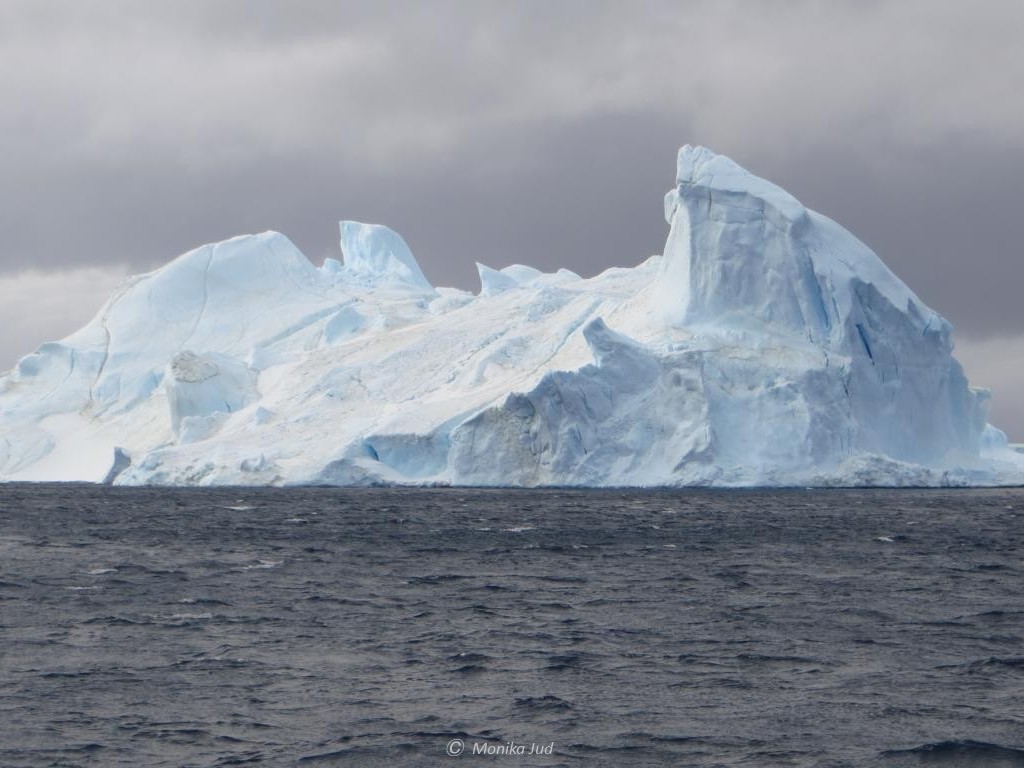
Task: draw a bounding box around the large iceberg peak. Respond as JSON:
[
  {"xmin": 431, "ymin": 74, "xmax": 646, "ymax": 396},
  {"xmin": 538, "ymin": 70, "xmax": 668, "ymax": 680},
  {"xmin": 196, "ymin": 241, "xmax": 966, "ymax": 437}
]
[
  {"xmin": 1, "ymin": 143, "xmax": 1021, "ymax": 488},
  {"xmin": 657, "ymin": 145, "xmax": 821, "ymax": 337},
  {"xmin": 653, "ymin": 146, "xmax": 990, "ymax": 468},
  {"xmin": 671, "ymin": 144, "xmax": 807, "ymax": 224},
  {"xmin": 656, "ymin": 145, "xmax": 933, "ymax": 354},
  {"xmin": 338, "ymin": 220, "xmax": 433, "ymax": 291}
]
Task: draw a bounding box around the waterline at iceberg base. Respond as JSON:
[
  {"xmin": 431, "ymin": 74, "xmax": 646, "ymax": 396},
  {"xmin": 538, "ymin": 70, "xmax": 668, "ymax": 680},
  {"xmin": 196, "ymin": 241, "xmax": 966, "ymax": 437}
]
[{"xmin": 2, "ymin": 146, "xmax": 1022, "ymax": 487}]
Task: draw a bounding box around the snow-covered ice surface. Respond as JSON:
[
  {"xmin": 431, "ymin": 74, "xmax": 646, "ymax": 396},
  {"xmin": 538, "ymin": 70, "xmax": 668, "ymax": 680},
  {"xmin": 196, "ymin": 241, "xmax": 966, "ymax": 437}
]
[{"xmin": 2, "ymin": 146, "xmax": 1022, "ymax": 487}]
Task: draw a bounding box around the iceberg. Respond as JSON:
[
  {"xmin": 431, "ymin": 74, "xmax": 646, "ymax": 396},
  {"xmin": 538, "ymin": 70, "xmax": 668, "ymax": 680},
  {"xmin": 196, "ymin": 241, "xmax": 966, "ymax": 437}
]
[{"xmin": 2, "ymin": 146, "xmax": 1022, "ymax": 487}]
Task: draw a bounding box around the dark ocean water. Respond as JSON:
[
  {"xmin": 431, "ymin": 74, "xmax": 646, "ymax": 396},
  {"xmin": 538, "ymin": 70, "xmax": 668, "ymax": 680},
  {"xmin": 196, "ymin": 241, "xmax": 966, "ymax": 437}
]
[{"xmin": 2, "ymin": 485, "xmax": 1024, "ymax": 767}]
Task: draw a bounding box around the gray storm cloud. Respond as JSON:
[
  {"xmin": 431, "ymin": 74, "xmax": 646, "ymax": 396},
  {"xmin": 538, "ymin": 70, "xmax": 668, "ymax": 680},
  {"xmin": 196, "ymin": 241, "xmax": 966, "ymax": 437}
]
[{"xmin": 0, "ymin": 0, "xmax": 1022, "ymax": 436}]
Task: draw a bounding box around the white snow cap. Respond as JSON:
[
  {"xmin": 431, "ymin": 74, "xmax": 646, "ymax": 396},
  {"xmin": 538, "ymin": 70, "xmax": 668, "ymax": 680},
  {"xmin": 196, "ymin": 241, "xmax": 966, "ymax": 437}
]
[{"xmin": 339, "ymin": 220, "xmax": 433, "ymax": 290}]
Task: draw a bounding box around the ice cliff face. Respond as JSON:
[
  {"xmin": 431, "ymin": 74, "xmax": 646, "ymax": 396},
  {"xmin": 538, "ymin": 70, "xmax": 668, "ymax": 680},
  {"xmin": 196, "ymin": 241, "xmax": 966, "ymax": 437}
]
[
  {"xmin": 656, "ymin": 148, "xmax": 990, "ymax": 469},
  {"xmin": 2, "ymin": 146, "xmax": 1022, "ymax": 486}
]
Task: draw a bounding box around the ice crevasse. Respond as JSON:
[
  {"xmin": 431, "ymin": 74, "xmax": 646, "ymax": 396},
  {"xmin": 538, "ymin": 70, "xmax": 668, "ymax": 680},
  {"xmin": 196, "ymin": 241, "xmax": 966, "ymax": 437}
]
[{"xmin": 1, "ymin": 146, "xmax": 1022, "ymax": 487}]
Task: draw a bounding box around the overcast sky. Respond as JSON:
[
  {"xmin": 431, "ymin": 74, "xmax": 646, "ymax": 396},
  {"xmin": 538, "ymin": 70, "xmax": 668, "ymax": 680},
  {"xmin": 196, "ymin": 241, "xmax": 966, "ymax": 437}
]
[{"xmin": 1, "ymin": 0, "xmax": 1022, "ymax": 437}]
